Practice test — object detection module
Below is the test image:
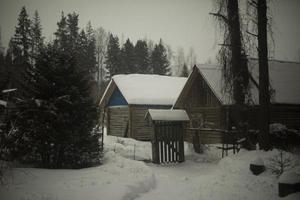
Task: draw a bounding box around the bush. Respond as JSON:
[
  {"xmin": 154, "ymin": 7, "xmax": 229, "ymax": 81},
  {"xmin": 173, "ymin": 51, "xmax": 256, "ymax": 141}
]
[{"xmin": 268, "ymin": 150, "xmax": 294, "ymax": 177}]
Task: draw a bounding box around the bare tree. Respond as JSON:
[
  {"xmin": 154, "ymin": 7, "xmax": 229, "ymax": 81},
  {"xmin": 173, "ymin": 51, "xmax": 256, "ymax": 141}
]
[
  {"xmin": 211, "ymin": 0, "xmax": 250, "ymax": 128},
  {"xmin": 173, "ymin": 47, "xmax": 185, "ymax": 76},
  {"xmin": 94, "ymin": 27, "xmax": 109, "ymax": 85},
  {"xmin": 186, "ymin": 47, "xmax": 197, "ymax": 69}
]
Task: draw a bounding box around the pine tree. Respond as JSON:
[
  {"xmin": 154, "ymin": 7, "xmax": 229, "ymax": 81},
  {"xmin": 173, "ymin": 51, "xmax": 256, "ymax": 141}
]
[
  {"xmin": 150, "ymin": 39, "xmax": 170, "ymax": 75},
  {"xmin": 30, "ymin": 10, "xmax": 43, "ymax": 64},
  {"xmin": 180, "ymin": 63, "xmax": 189, "ymax": 77},
  {"xmin": 12, "ymin": 6, "xmax": 31, "ymax": 64},
  {"xmin": 134, "ymin": 40, "xmax": 150, "ymax": 73},
  {"xmin": 105, "ymin": 34, "xmax": 121, "ymax": 78},
  {"xmin": 121, "ymin": 39, "xmax": 135, "ymax": 74}
]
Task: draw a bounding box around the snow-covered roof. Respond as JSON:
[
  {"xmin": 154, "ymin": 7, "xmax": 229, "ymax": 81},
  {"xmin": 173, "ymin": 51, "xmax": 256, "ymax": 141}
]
[
  {"xmin": 197, "ymin": 59, "xmax": 300, "ymax": 105},
  {"xmin": 101, "ymin": 74, "xmax": 187, "ymax": 106},
  {"xmin": 146, "ymin": 109, "xmax": 190, "ymax": 121}
]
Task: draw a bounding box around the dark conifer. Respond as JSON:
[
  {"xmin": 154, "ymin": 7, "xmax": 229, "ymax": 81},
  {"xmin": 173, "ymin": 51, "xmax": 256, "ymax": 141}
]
[
  {"xmin": 134, "ymin": 40, "xmax": 150, "ymax": 73},
  {"xmin": 105, "ymin": 34, "xmax": 121, "ymax": 78},
  {"xmin": 150, "ymin": 39, "xmax": 170, "ymax": 75},
  {"xmin": 121, "ymin": 39, "xmax": 135, "ymax": 74}
]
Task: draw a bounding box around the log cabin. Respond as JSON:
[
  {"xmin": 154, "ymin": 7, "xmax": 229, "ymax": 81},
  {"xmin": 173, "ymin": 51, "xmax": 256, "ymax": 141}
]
[
  {"xmin": 173, "ymin": 59, "xmax": 300, "ymax": 143},
  {"xmin": 99, "ymin": 74, "xmax": 187, "ymax": 140}
]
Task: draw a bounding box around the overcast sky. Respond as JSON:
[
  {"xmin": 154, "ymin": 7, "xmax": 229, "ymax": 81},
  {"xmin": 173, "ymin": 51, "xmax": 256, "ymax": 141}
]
[{"xmin": 0, "ymin": 0, "xmax": 299, "ymax": 63}]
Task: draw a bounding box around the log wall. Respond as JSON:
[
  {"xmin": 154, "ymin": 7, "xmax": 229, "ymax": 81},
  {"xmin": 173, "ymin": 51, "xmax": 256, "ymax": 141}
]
[{"xmin": 108, "ymin": 106, "xmax": 129, "ymax": 137}]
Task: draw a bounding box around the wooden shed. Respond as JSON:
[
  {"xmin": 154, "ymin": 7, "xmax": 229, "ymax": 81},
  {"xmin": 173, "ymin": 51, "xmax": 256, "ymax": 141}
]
[
  {"xmin": 145, "ymin": 109, "xmax": 189, "ymax": 164},
  {"xmin": 173, "ymin": 59, "xmax": 300, "ymax": 144},
  {"xmin": 99, "ymin": 74, "xmax": 187, "ymax": 141}
]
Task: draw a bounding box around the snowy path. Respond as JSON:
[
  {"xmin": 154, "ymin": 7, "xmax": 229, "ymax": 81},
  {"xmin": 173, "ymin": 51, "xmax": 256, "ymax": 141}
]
[
  {"xmin": 136, "ymin": 160, "xmax": 218, "ymax": 200},
  {"xmin": 1, "ymin": 135, "xmax": 300, "ymax": 200}
]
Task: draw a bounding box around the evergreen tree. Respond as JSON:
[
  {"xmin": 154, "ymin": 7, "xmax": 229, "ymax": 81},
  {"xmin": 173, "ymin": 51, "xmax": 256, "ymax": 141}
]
[
  {"xmin": 180, "ymin": 63, "xmax": 189, "ymax": 77},
  {"xmin": 66, "ymin": 12, "xmax": 79, "ymax": 51},
  {"xmin": 105, "ymin": 34, "xmax": 121, "ymax": 78},
  {"xmin": 14, "ymin": 43, "xmax": 100, "ymax": 168},
  {"xmin": 134, "ymin": 40, "xmax": 150, "ymax": 73},
  {"xmin": 12, "ymin": 6, "xmax": 31, "ymax": 64},
  {"xmin": 30, "ymin": 10, "xmax": 43, "ymax": 64},
  {"xmin": 54, "ymin": 12, "xmax": 68, "ymax": 50},
  {"xmin": 121, "ymin": 39, "xmax": 135, "ymax": 74},
  {"xmin": 150, "ymin": 39, "xmax": 170, "ymax": 75},
  {"xmin": 85, "ymin": 22, "xmax": 97, "ymax": 77}
]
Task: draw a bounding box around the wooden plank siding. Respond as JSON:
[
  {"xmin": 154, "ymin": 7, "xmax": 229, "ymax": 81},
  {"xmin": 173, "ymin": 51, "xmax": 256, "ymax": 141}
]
[
  {"xmin": 108, "ymin": 106, "xmax": 129, "ymax": 137},
  {"xmin": 175, "ymin": 72, "xmax": 225, "ymax": 143},
  {"xmin": 131, "ymin": 106, "xmax": 155, "ymax": 140}
]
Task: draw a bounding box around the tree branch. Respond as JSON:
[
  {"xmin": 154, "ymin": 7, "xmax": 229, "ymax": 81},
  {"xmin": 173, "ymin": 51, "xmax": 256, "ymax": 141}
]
[
  {"xmin": 248, "ymin": 0, "xmax": 258, "ymax": 8},
  {"xmin": 246, "ymin": 30, "xmax": 258, "ymax": 37},
  {"xmin": 209, "ymin": 12, "xmax": 229, "ymax": 24}
]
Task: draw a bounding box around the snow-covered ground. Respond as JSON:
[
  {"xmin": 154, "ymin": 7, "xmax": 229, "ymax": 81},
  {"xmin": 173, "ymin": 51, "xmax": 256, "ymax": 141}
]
[{"xmin": 1, "ymin": 135, "xmax": 300, "ymax": 200}]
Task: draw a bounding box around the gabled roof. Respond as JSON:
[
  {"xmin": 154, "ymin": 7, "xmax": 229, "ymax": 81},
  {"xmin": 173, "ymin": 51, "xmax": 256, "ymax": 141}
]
[
  {"xmin": 100, "ymin": 74, "xmax": 187, "ymax": 107},
  {"xmin": 174, "ymin": 59, "xmax": 300, "ymax": 107}
]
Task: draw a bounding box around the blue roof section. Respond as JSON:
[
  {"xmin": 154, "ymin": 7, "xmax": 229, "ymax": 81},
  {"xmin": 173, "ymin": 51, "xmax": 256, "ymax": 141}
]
[{"xmin": 108, "ymin": 87, "xmax": 128, "ymax": 106}]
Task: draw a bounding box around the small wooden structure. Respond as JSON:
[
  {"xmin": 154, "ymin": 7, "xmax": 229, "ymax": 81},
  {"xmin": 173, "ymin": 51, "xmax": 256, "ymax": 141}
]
[
  {"xmin": 146, "ymin": 109, "xmax": 189, "ymax": 164},
  {"xmin": 99, "ymin": 74, "xmax": 187, "ymax": 141}
]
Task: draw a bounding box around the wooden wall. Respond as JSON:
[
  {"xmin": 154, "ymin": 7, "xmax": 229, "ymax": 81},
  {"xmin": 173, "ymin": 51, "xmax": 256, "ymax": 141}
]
[
  {"xmin": 231, "ymin": 104, "xmax": 300, "ymax": 130},
  {"xmin": 179, "ymin": 73, "xmax": 225, "ymax": 143},
  {"xmin": 107, "ymin": 106, "xmax": 129, "ymax": 137},
  {"xmin": 130, "ymin": 106, "xmax": 154, "ymax": 140}
]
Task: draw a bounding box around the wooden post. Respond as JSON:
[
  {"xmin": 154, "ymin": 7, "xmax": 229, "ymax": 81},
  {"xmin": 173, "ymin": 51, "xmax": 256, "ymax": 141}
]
[{"xmin": 179, "ymin": 123, "xmax": 185, "ymax": 162}]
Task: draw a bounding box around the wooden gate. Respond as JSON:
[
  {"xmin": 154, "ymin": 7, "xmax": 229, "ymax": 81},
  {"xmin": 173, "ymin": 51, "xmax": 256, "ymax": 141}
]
[{"xmin": 152, "ymin": 121, "xmax": 185, "ymax": 164}]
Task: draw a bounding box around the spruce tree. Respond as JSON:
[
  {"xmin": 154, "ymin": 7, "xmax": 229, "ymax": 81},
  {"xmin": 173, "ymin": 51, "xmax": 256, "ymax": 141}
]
[
  {"xmin": 54, "ymin": 12, "xmax": 68, "ymax": 50},
  {"xmin": 105, "ymin": 34, "xmax": 121, "ymax": 78},
  {"xmin": 85, "ymin": 22, "xmax": 97, "ymax": 77},
  {"xmin": 30, "ymin": 10, "xmax": 43, "ymax": 64},
  {"xmin": 134, "ymin": 40, "xmax": 150, "ymax": 73},
  {"xmin": 121, "ymin": 39, "xmax": 135, "ymax": 74},
  {"xmin": 66, "ymin": 12, "xmax": 79, "ymax": 51},
  {"xmin": 12, "ymin": 6, "xmax": 31, "ymax": 64},
  {"xmin": 14, "ymin": 43, "xmax": 100, "ymax": 168},
  {"xmin": 150, "ymin": 39, "xmax": 170, "ymax": 75}
]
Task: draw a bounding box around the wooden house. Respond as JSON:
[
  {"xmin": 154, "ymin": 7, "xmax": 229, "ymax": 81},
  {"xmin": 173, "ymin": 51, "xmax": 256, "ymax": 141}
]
[
  {"xmin": 173, "ymin": 59, "xmax": 300, "ymax": 143},
  {"xmin": 99, "ymin": 74, "xmax": 187, "ymax": 140}
]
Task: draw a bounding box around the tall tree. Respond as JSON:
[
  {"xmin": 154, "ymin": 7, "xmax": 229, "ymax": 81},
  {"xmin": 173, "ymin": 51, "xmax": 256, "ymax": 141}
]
[
  {"xmin": 121, "ymin": 39, "xmax": 135, "ymax": 74},
  {"xmin": 174, "ymin": 47, "xmax": 185, "ymax": 76},
  {"xmin": 12, "ymin": 6, "xmax": 31, "ymax": 64},
  {"xmin": 257, "ymin": 0, "xmax": 271, "ymax": 150},
  {"xmin": 66, "ymin": 12, "xmax": 79, "ymax": 50},
  {"xmin": 150, "ymin": 39, "xmax": 170, "ymax": 75},
  {"xmin": 134, "ymin": 40, "xmax": 150, "ymax": 73},
  {"xmin": 95, "ymin": 27, "xmax": 109, "ymax": 84},
  {"xmin": 54, "ymin": 12, "xmax": 68, "ymax": 50},
  {"xmin": 105, "ymin": 34, "xmax": 121, "ymax": 78},
  {"xmin": 30, "ymin": 10, "xmax": 43, "ymax": 64},
  {"xmin": 84, "ymin": 22, "xmax": 97, "ymax": 78},
  {"xmin": 13, "ymin": 42, "xmax": 100, "ymax": 168}
]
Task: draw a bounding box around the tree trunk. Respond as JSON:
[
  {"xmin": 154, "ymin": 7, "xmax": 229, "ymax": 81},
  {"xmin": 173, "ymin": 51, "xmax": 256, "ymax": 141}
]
[
  {"xmin": 257, "ymin": 0, "xmax": 271, "ymax": 150},
  {"xmin": 227, "ymin": 0, "xmax": 244, "ymax": 105},
  {"xmin": 227, "ymin": 0, "xmax": 249, "ymax": 129}
]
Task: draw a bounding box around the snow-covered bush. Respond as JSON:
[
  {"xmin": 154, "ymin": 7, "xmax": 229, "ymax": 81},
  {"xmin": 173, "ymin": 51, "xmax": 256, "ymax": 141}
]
[
  {"xmin": 268, "ymin": 150, "xmax": 295, "ymax": 177},
  {"xmin": 270, "ymin": 123, "xmax": 288, "ymax": 138}
]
